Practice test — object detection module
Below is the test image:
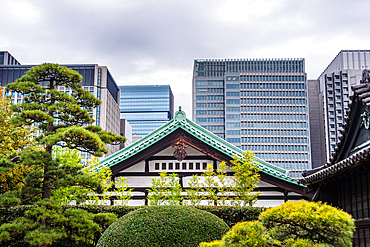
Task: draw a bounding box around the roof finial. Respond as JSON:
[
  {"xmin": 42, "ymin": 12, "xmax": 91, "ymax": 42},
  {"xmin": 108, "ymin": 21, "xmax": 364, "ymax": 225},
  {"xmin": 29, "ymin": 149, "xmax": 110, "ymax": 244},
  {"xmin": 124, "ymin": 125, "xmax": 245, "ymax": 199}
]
[{"xmin": 179, "ymin": 106, "xmax": 182, "ymax": 111}]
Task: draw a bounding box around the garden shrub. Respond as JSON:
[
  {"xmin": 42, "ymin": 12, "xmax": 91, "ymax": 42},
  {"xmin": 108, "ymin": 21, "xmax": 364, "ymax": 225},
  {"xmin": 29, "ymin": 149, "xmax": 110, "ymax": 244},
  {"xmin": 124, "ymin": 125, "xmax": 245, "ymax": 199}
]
[
  {"xmin": 0, "ymin": 200, "xmax": 117, "ymax": 247},
  {"xmin": 199, "ymin": 200, "xmax": 355, "ymax": 247},
  {"xmin": 259, "ymin": 200, "xmax": 355, "ymax": 246},
  {"xmin": 97, "ymin": 205, "xmax": 230, "ymax": 247},
  {"xmin": 221, "ymin": 221, "xmax": 271, "ymax": 246},
  {"xmin": 198, "ymin": 240, "xmax": 222, "ymax": 247},
  {"xmin": 199, "ymin": 221, "xmax": 271, "ymax": 247}
]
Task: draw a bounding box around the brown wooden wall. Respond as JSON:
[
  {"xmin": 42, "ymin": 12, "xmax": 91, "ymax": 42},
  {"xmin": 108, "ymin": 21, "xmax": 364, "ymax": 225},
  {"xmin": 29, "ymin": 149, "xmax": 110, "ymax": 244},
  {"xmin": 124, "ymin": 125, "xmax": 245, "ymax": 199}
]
[{"xmin": 319, "ymin": 168, "xmax": 370, "ymax": 246}]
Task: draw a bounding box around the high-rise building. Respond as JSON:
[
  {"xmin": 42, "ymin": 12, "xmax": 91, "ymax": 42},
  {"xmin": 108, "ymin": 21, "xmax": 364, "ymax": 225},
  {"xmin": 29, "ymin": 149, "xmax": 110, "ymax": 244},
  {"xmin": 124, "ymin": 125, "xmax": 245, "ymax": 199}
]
[
  {"xmin": 192, "ymin": 58, "xmax": 311, "ymax": 178},
  {"xmin": 0, "ymin": 60, "xmax": 121, "ymax": 160},
  {"xmin": 119, "ymin": 85, "xmax": 174, "ymax": 138},
  {"xmin": 318, "ymin": 50, "xmax": 370, "ymax": 162},
  {"xmin": 0, "ymin": 51, "xmax": 20, "ymax": 65},
  {"xmin": 307, "ymin": 79, "xmax": 326, "ymax": 169}
]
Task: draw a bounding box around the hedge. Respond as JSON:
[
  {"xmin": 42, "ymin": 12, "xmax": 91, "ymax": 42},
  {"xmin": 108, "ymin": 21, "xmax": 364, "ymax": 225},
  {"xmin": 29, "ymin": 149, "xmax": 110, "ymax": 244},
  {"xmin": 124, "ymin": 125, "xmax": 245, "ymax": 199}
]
[
  {"xmin": 97, "ymin": 206, "xmax": 230, "ymax": 247},
  {"xmin": 1, "ymin": 205, "xmax": 265, "ymax": 228}
]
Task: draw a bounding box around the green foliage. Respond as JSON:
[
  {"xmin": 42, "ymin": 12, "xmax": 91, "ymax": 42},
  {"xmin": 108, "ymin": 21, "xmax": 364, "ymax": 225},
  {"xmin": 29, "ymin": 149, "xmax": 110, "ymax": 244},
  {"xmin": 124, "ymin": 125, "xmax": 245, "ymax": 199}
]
[
  {"xmin": 150, "ymin": 152, "xmax": 260, "ymax": 207},
  {"xmin": 229, "ymin": 151, "xmax": 260, "ymax": 207},
  {"xmin": 0, "ymin": 88, "xmax": 38, "ymax": 157},
  {"xmin": 1, "ymin": 205, "xmax": 265, "ymax": 228},
  {"xmin": 167, "ymin": 173, "xmax": 183, "ymax": 205},
  {"xmin": 216, "ymin": 162, "xmax": 230, "ymax": 206},
  {"xmin": 0, "ymin": 88, "xmax": 39, "ymax": 194},
  {"xmin": 220, "ymin": 221, "xmax": 271, "ymax": 246},
  {"xmin": 1, "ymin": 63, "xmax": 125, "ymax": 205},
  {"xmin": 0, "ymin": 64, "xmax": 125, "ymax": 247},
  {"xmin": 0, "ymin": 199, "xmax": 117, "ymax": 247},
  {"xmin": 200, "ymin": 200, "xmax": 355, "ymax": 247},
  {"xmin": 114, "ymin": 177, "xmax": 133, "ymax": 206},
  {"xmin": 97, "ymin": 205, "xmax": 230, "ymax": 247},
  {"xmin": 283, "ymin": 238, "xmax": 332, "ymax": 247},
  {"xmin": 51, "ymin": 147, "xmax": 132, "ymax": 206},
  {"xmin": 147, "ymin": 171, "xmax": 182, "ymax": 205},
  {"xmin": 186, "ymin": 174, "xmax": 203, "ymax": 206},
  {"xmin": 259, "ymin": 200, "xmax": 355, "ymax": 246},
  {"xmin": 199, "ymin": 240, "xmax": 222, "ymax": 247},
  {"xmin": 202, "ymin": 164, "xmax": 219, "ymax": 206}
]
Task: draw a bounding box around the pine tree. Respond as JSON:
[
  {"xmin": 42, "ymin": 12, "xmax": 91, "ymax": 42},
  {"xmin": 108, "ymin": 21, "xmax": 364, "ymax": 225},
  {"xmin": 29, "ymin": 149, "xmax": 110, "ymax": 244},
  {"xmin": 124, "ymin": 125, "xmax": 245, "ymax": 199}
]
[{"xmin": 0, "ymin": 63, "xmax": 126, "ymax": 205}]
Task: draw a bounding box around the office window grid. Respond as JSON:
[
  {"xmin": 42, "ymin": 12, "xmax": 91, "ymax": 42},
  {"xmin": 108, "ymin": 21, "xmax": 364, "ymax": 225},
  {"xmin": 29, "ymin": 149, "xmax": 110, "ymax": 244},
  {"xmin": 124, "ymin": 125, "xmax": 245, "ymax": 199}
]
[
  {"xmin": 193, "ymin": 58, "xmax": 310, "ymax": 177},
  {"xmin": 325, "ymin": 72, "xmax": 350, "ymax": 156}
]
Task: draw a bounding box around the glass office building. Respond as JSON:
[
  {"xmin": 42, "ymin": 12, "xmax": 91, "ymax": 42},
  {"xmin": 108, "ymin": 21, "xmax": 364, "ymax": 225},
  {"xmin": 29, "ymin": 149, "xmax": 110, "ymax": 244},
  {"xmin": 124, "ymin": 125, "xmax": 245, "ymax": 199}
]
[
  {"xmin": 119, "ymin": 85, "xmax": 174, "ymax": 137},
  {"xmin": 193, "ymin": 58, "xmax": 310, "ymax": 178}
]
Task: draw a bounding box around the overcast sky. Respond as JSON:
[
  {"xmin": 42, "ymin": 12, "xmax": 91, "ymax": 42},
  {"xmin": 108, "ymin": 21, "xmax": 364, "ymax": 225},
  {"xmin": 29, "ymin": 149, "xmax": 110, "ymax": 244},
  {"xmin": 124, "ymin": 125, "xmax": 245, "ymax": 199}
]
[{"xmin": 1, "ymin": 0, "xmax": 370, "ymax": 116}]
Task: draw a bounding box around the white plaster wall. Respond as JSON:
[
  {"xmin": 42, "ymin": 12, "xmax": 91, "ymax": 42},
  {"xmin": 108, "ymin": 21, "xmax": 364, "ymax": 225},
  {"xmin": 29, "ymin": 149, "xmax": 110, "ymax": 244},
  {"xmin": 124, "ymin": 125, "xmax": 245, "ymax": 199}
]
[
  {"xmin": 255, "ymin": 200, "xmax": 285, "ymax": 207},
  {"xmin": 120, "ymin": 161, "xmax": 145, "ymax": 172}
]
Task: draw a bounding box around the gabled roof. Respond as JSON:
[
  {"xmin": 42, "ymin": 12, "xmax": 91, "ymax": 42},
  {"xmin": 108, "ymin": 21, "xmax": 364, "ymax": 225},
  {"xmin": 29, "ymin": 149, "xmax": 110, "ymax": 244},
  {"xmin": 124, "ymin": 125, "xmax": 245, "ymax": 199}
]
[
  {"xmin": 299, "ymin": 70, "xmax": 370, "ymax": 185},
  {"xmin": 98, "ymin": 108, "xmax": 301, "ymax": 186}
]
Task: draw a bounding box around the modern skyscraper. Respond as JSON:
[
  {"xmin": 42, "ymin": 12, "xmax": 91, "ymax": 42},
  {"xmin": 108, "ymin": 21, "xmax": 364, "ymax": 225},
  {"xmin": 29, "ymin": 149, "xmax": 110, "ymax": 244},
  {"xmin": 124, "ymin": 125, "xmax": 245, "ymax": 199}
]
[
  {"xmin": 119, "ymin": 85, "xmax": 174, "ymax": 137},
  {"xmin": 193, "ymin": 58, "xmax": 311, "ymax": 178},
  {"xmin": 0, "ymin": 59, "xmax": 121, "ymax": 160},
  {"xmin": 0, "ymin": 51, "xmax": 20, "ymax": 65},
  {"xmin": 318, "ymin": 50, "xmax": 370, "ymax": 162}
]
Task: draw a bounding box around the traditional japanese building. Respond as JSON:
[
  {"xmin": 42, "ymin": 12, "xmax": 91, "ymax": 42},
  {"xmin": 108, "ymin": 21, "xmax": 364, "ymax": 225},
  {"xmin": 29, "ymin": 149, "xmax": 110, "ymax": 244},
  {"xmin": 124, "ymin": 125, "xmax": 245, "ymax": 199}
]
[
  {"xmin": 300, "ymin": 69, "xmax": 370, "ymax": 246},
  {"xmin": 98, "ymin": 107, "xmax": 311, "ymax": 207}
]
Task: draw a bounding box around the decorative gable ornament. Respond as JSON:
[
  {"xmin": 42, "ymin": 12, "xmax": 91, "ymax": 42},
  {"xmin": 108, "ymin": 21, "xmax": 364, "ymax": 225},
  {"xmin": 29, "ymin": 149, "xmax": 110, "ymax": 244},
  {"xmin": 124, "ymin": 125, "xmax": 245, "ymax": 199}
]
[{"xmin": 172, "ymin": 140, "xmax": 188, "ymax": 161}]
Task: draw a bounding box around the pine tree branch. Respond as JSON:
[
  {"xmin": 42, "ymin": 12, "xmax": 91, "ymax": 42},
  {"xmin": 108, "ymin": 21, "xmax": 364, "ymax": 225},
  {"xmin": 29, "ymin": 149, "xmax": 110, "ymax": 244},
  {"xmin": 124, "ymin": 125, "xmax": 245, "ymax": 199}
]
[
  {"xmin": 9, "ymin": 155, "xmax": 20, "ymax": 162},
  {"xmin": 21, "ymin": 191, "xmax": 43, "ymax": 203}
]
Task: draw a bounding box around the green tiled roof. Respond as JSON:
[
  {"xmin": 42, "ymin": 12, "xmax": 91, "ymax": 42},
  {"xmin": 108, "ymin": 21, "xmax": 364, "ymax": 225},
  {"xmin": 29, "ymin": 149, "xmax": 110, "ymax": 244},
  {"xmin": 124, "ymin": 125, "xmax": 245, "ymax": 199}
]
[{"xmin": 98, "ymin": 108, "xmax": 301, "ymax": 186}]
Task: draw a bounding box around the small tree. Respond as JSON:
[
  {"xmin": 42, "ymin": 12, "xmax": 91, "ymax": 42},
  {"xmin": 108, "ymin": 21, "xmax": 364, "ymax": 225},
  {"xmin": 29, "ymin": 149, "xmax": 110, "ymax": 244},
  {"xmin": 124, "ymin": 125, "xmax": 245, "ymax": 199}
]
[
  {"xmin": 202, "ymin": 163, "xmax": 219, "ymax": 206},
  {"xmin": 230, "ymin": 151, "xmax": 260, "ymax": 207},
  {"xmin": 216, "ymin": 162, "xmax": 230, "ymax": 206},
  {"xmin": 185, "ymin": 174, "xmax": 203, "ymax": 206},
  {"xmin": 147, "ymin": 171, "xmax": 182, "ymax": 205},
  {"xmin": 114, "ymin": 177, "xmax": 132, "ymax": 206},
  {"xmin": 147, "ymin": 170, "xmax": 170, "ymax": 205}
]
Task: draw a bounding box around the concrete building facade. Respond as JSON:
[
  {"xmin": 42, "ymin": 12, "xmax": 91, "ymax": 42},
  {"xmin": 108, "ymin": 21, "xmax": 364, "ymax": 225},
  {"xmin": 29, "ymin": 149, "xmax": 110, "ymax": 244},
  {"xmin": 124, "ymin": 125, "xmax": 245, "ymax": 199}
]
[{"xmin": 318, "ymin": 50, "xmax": 370, "ymax": 162}]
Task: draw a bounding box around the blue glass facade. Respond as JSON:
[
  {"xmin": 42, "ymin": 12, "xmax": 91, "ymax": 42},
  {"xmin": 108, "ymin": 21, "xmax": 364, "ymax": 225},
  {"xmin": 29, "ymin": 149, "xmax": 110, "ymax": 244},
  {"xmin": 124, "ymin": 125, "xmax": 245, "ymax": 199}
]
[
  {"xmin": 193, "ymin": 58, "xmax": 310, "ymax": 178},
  {"xmin": 119, "ymin": 85, "xmax": 174, "ymax": 137}
]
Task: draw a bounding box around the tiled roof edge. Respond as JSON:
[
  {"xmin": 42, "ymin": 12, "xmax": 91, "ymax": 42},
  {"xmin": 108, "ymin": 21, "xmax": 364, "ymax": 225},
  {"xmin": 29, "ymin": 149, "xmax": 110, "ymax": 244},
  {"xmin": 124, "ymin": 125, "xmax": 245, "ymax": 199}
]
[{"xmin": 299, "ymin": 145, "xmax": 370, "ymax": 184}]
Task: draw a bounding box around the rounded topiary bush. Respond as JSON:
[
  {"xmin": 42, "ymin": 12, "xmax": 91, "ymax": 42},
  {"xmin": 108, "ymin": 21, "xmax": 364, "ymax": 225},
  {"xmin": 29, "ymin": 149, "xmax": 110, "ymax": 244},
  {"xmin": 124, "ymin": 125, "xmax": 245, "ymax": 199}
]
[{"xmin": 96, "ymin": 205, "xmax": 230, "ymax": 247}]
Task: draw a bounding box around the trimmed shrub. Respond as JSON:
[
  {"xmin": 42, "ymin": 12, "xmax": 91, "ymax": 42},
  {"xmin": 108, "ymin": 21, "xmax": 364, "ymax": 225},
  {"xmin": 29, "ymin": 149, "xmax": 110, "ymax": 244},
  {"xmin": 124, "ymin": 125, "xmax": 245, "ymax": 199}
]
[
  {"xmin": 97, "ymin": 205, "xmax": 230, "ymax": 247},
  {"xmin": 199, "ymin": 201, "xmax": 355, "ymax": 247},
  {"xmin": 259, "ymin": 200, "xmax": 355, "ymax": 246}
]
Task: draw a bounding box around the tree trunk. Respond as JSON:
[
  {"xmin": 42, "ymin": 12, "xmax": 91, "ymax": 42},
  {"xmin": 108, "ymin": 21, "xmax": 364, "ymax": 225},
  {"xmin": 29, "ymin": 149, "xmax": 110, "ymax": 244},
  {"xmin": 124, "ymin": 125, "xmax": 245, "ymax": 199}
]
[{"xmin": 42, "ymin": 144, "xmax": 53, "ymax": 199}]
